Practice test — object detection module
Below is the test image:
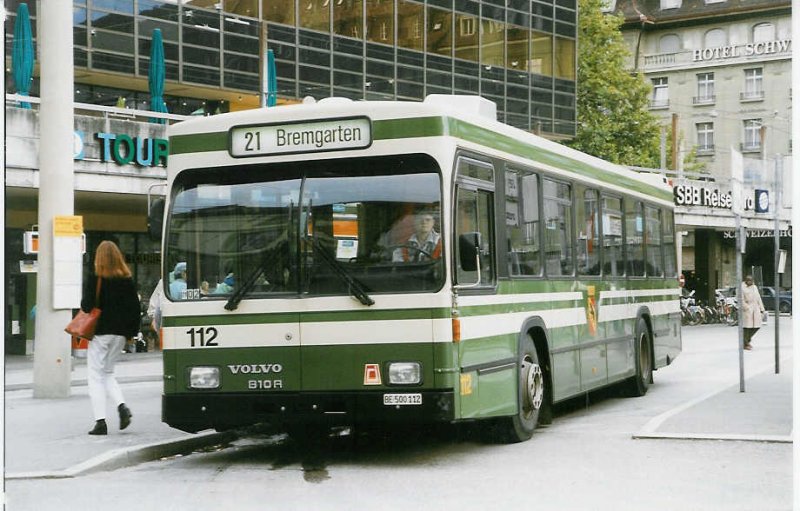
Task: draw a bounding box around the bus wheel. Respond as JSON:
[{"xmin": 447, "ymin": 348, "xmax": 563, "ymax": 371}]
[
  {"xmin": 502, "ymin": 337, "xmax": 544, "ymax": 443},
  {"xmin": 625, "ymin": 318, "xmax": 652, "ymax": 397}
]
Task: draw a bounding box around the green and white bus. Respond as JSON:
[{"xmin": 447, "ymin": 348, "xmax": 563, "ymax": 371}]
[{"xmin": 154, "ymin": 95, "xmax": 681, "ymax": 442}]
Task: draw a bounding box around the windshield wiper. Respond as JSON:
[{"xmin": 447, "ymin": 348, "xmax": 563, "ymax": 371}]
[
  {"xmin": 224, "ymin": 242, "xmax": 285, "ymax": 311},
  {"xmin": 311, "ymin": 237, "xmax": 375, "ymax": 306}
]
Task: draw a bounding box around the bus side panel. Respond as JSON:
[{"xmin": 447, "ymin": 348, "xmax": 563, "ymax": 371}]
[
  {"xmin": 457, "ymin": 332, "xmax": 518, "ymax": 420},
  {"xmin": 653, "ymin": 311, "xmax": 682, "ymax": 367}
]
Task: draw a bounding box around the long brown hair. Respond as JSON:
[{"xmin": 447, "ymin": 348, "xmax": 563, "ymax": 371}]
[{"xmin": 94, "ymin": 240, "xmax": 132, "ymax": 278}]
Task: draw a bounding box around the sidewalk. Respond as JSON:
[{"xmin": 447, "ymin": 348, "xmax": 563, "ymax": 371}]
[
  {"xmin": 3, "ymin": 351, "xmax": 236, "ymax": 479},
  {"xmin": 634, "ymin": 359, "xmax": 793, "ymax": 442}
]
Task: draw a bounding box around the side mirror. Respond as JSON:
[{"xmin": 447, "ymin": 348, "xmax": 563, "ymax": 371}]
[
  {"xmin": 458, "ymin": 232, "xmax": 480, "ymax": 271},
  {"xmin": 148, "ymin": 198, "xmax": 165, "ymax": 241}
]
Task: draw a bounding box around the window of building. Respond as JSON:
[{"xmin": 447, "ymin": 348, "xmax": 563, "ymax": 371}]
[
  {"xmin": 529, "ymin": 31, "xmax": 553, "ymax": 76},
  {"xmin": 554, "ymin": 37, "xmax": 575, "ymax": 80},
  {"xmin": 366, "ymin": 0, "xmax": 393, "ymax": 44},
  {"xmin": 427, "ymin": 7, "xmax": 452, "ymax": 57},
  {"xmin": 743, "ymin": 119, "xmax": 762, "ymax": 151},
  {"xmin": 263, "ymin": 0, "xmax": 295, "ymax": 25},
  {"xmin": 507, "ymin": 24, "xmax": 528, "ymax": 71},
  {"xmin": 397, "ymin": 0, "xmax": 423, "ymax": 51},
  {"xmin": 651, "ymin": 77, "xmax": 668, "ymax": 108},
  {"xmin": 742, "ymin": 68, "xmax": 763, "ymax": 100},
  {"xmin": 696, "ymin": 122, "xmax": 714, "ymax": 152},
  {"xmin": 753, "ymin": 22, "xmax": 775, "ymax": 43},
  {"xmin": 600, "ymin": 0, "xmax": 616, "ymax": 12},
  {"xmin": 658, "ymin": 34, "xmax": 680, "ymax": 53},
  {"xmin": 334, "ymin": 0, "xmax": 363, "ymax": 39},
  {"xmin": 695, "ymin": 72, "xmax": 714, "ymax": 103},
  {"xmin": 481, "ymin": 19, "xmax": 506, "ymax": 67},
  {"xmin": 704, "ymin": 28, "xmax": 726, "ymax": 48},
  {"xmin": 299, "ymin": 0, "xmax": 330, "ymax": 32},
  {"xmin": 660, "ymin": 0, "xmax": 681, "ymax": 9}
]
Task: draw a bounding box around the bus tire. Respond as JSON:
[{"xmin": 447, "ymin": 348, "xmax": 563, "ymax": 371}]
[
  {"xmin": 501, "ymin": 336, "xmax": 545, "ymax": 443},
  {"xmin": 625, "ymin": 318, "xmax": 652, "ymax": 397}
]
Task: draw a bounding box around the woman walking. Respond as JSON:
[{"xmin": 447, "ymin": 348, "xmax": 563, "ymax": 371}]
[
  {"xmin": 739, "ymin": 275, "xmax": 766, "ymax": 351},
  {"xmin": 81, "ymin": 241, "xmax": 141, "ymax": 435}
]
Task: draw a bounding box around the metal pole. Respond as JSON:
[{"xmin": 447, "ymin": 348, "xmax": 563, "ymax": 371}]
[
  {"xmin": 33, "ymin": 0, "xmax": 76, "ymax": 398},
  {"xmin": 735, "ymin": 213, "xmax": 745, "ymax": 392},
  {"xmin": 773, "ymin": 155, "xmax": 782, "ymax": 374}
]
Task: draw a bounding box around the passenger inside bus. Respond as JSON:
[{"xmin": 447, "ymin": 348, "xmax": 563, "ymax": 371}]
[{"xmin": 392, "ymin": 211, "xmax": 442, "ymax": 263}]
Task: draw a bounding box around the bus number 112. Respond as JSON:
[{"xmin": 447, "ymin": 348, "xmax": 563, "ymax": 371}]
[{"xmin": 187, "ymin": 327, "xmax": 219, "ymax": 347}]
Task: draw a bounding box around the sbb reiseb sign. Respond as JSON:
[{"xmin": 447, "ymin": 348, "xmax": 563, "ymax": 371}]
[{"xmin": 673, "ymin": 185, "xmax": 732, "ymax": 209}]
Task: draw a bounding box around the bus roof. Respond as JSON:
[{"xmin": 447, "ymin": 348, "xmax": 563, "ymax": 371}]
[{"xmin": 168, "ymin": 95, "xmax": 672, "ymax": 203}]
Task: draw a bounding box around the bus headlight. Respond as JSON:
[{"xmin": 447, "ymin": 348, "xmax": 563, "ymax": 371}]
[
  {"xmin": 189, "ymin": 366, "xmax": 220, "ymax": 389},
  {"xmin": 388, "ymin": 362, "xmax": 421, "ymax": 385}
]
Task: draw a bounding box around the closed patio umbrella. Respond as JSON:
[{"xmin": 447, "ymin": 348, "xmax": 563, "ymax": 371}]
[
  {"xmin": 148, "ymin": 28, "xmax": 168, "ymax": 123},
  {"xmin": 12, "ymin": 3, "xmax": 34, "ymax": 109},
  {"xmin": 265, "ymin": 49, "xmax": 277, "ymax": 107}
]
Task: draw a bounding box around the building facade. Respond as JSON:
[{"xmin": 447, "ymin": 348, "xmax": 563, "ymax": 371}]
[
  {"xmin": 4, "ymin": 0, "xmax": 578, "ymax": 137},
  {"xmin": 610, "ymin": 0, "xmax": 792, "ymax": 302},
  {"xmin": 4, "ymin": 0, "xmax": 578, "ymax": 354}
]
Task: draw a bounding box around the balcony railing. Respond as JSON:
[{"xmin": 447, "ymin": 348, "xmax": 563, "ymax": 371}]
[
  {"xmin": 6, "ymin": 94, "xmax": 192, "ymax": 124},
  {"xmin": 740, "ymin": 142, "xmax": 762, "ymax": 153},
  {"xmin": 740, "ymin": 90, "xmax": 765, "ymax": 101},
  {"xmin": 649, "ymin": 99, "xmax": 669, "ymax": 109},
  {"xmin": 693, "ymin": 95, "xmax": 716, "ymax": 105},
  {"xmin": 696, "ymin": 144, "xmax": 715, "ymax": 155}
]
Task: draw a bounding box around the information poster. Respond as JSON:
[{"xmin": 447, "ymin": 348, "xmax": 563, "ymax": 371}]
[{"xmin": 52, "ymin": 216, "xmax": 84, "ymax": 309}]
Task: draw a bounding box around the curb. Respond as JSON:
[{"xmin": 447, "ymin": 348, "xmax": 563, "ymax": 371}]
[
  {"xmin": 4, "ymin": 375, "xmax": 163, "ymax": 392},
  {"xmin": 4, "ymin": 430, "xmax": 240, "ymax": 480},
  {"xmin": 633, "ymin": 432, "xmax": 793, "ymax": 443}
]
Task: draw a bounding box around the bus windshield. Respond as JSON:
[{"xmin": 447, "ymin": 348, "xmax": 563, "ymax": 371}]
[{"xmin": 165, "ymin": 154, "xmax": 444, "ymax": 302}]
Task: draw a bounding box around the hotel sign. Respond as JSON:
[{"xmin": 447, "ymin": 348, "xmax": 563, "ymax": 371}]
[{"xmin": 693, "ymin": 39, "xmax": 791, "ymax": 62}]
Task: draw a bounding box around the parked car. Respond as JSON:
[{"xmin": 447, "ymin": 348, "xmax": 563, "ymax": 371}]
[{"xmin": 760, "ymin": 286, "xmax": 792, "ymax": 313}]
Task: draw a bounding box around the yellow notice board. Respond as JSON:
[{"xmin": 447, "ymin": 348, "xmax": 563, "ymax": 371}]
[
  {"xmin": 54, "ymin": 216, "xmax": 83, "ymax": 237},
  {"xmin": 53, "ymin": 215, "xmax": 84, "ymax": 309}
]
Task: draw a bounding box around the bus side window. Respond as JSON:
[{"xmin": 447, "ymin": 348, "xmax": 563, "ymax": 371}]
[
  {"xmin": 644, "ymin": 205, "xmax": 663, "ymax": 277},
  {"xmin": 601, "ymin": 196, "xmax": 624, "ymax": 277},
  {"xmin": 576, "ymin": 187, "xmax": 600, "ymax": 276},
  {"xmin": 625, "ymin": 199, "xmax": 645, "ymax": 277},
  {"xmin": 543, "ymin": 178, "xmax": 573, "ymax": 276},
  {"xmin": 455, "ymin": 187, "xmax": 495, "ymax": 287},
  {"xmin": 507, "ymin": 170, "xmax": 542, "ymax": 276},
  {"xmin": 662, "ymin": 209, "xmax": 677, "ymax": 278}
]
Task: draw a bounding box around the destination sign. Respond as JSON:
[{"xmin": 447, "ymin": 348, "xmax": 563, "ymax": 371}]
[{"xmin": 229, "ymin": 117, "xmax": 372, "ymax": 157}]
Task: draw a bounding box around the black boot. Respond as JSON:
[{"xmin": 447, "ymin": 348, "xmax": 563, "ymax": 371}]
[
  {"xmin": 89, "ymin": 419, "xmax": 107, "ymax": 435},
  {"xmin": 118, "ymin": 403, "xmax": 132, "ymax": 430}
]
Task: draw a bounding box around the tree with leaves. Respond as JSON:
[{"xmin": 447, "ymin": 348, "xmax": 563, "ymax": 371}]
[{"xmin": 569, "ymin": 0, "xmax": 661, "ymax": 168}]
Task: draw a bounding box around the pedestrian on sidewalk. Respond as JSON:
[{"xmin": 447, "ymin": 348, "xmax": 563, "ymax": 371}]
[
  {"xmin": 81, "ymin": 240, "xmax": 140, "ymax": 435},
  {"xmin": 739, "ymin": 274, "xmax": 766, "ymax": 351}
]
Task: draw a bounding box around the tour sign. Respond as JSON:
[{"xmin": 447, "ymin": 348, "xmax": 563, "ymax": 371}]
[{"xmin": 229, "ymin": 117, "xmax": 372, "ymax": 157}]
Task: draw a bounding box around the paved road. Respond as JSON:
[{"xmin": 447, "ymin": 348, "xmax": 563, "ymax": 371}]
[{"xmin": 5, "ymin": 321, "xmax": 795, "ymax": 511}]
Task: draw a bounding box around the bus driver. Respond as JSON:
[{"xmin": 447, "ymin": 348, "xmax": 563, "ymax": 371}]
[{"xmin": 392, "ymin": 211, "xmax": 442, "ymax": 262}]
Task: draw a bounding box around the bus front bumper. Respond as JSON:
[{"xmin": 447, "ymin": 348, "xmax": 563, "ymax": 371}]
[{"xmin": 162, "ymin": 390, "xmax": 456, "ymax": 433}]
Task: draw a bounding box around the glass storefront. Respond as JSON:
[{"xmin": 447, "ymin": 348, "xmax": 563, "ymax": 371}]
[
  {"xmin": 4, "ymin": 0, "xmax": 577, "ymax": 136},
  {"xmin": 4, "ymin": 229, "xmax": 161, "ymax": 354}
]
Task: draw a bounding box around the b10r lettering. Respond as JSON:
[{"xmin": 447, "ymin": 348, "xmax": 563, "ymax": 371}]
[{"xmin": 186, "ymin": 327, "xmax": 219, "ymax": 347}]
